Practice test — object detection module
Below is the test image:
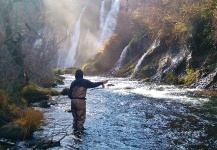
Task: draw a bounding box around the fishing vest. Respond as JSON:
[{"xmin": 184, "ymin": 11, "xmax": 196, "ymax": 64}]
[{"xmin": 72, "ymin": 86, "xmax": 87, "ymax": 100}]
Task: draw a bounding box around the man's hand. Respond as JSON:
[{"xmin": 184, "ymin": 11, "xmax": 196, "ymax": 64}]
[{"xmin": 103, "ymin": 80, "xmax": 108, "ymax": 84}]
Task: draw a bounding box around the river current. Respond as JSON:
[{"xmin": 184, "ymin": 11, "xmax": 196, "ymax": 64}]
[{"xmin": 2, "ymin": 75, "xmax": 217, "ymax": 149}]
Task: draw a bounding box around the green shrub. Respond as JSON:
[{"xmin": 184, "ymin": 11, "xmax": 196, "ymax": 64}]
[
  {"xmin": 141, "ymin": 65, "xmax": 149, "ymax": 73},
  {"xmin": 142, "ymin": 78, "xmax": 150, "ymax": 82},
  {"xmin": 184, "ymin": 69, "xmax": 200, "ymax": 85},
  {"xmin": 165, "ymin": 72, "xmax": 178, "ymax": 84},
  {"xmin": 52, "ymin": 68, "xmax": 64, "ymax": 75},
  {"xmin": 178, "ymin": 78, "xmax": 185, "ymax": 84}
]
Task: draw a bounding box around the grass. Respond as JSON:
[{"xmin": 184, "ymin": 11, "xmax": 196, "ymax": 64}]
[{"xmin": 14, "ymin": 108, "xmax": 44, "ymax": 138}]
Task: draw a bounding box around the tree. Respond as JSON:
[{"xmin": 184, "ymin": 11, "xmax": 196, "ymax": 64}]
[{"xmin": 0, "ymin": 0, "xmax": 60, "ymax": 92}]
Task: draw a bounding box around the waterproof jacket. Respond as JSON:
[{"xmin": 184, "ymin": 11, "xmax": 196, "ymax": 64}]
[{"xmin": 68, "ymin": 78, "xmax": 103, "ymax": 100}]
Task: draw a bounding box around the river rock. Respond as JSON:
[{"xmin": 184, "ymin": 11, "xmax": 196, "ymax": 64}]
[
  {"xmin": 107, "ymin": 84, "xmax": 115, "ymax": 86},
  {"xmin": 50, "ymin": 100, "xmax": 57, "ymax": 105},
  {"xmin": 65, "ymin": 109, "xmax": 72, "ymax": 113},
  {"xmin": 39, "ymin": 100, "xmax": 50, "ymax": 108},
  {"xmin": 28, "ymin": 140, "xmax": 60, "ymax": 149},
  {"xmin": 0, "ymin": 125, "xmax": 25, "ymax": 140},
  {"xmin": 125, "ymin": 86, "xmax": 134, "ymax": 89}
]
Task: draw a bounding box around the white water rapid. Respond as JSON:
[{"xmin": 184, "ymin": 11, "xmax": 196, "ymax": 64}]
[
  {"xmin": 99, "ymin": 0, "xmax": 120, "ymax": 48},
  {"xmin": 130, "ymin": 37, "xmax": 160, "ymax": 78},
  {"xmin": 64, "ymin": 7, "xmax": 86, "ymax": 67}
]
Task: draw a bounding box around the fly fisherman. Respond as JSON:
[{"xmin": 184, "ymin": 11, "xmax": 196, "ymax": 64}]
[{"xmin": 68, "ymin": 69, "xmax": 108, "ymax": 137}]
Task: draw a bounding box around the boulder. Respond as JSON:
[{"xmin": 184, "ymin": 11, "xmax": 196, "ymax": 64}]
[{"xmin": 0, "ymin": 125, "xmax": 25, "ymax": 140}]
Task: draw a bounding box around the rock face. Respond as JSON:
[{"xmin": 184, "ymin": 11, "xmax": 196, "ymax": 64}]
[
  {"xmin": 0, "ymin": 125, "xmax": 25, "ymax": 140},
  {"xmin": 193, "ymin": 70, "xmax": 217, "ymax": 90}
]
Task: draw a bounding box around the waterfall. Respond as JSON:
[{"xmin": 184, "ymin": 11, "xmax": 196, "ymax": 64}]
[
  {"xmin": 33, "ymin": 38, "xmax": 43, "ymax": 49},
  {"xmin": 153, "ymin": 45, "xmax": 190, "ymax": 80},
  {"xmin": 99, "ymin": 0, "xmax": 105, "ymax": 32},
  {"xmin": 164, "ymin": 45, "xmax": 189, "ymax": 73},
  {"xmin": 99, "ymin": 0, "xmax": 120, "ymax": 48},
  {"xmin": 64, "ymin": 7, "xmax": 86, "ymax": 67},
  {"xmin": 112, "ymin": 45, "xmax": 129, "ymax": 73},
  {"xmin": 130, "ymin": 37, "xmax": 160, "ymax": 78}
]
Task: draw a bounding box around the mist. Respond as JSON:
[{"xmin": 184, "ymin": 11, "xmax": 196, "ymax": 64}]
[{"xmin": 43, "ymin": 0, "xmax": 109, "ymax": 68}]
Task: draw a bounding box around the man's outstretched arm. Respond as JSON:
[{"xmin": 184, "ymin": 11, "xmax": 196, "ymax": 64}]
[{"xmin": 85, "ymin": 79, "xmax": 108, "ymax": 88}]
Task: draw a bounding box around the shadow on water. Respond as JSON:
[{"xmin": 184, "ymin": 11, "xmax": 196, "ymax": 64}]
[{"xmin": 2, "ymin": 76, "xmax": 217, "ymax": 149}]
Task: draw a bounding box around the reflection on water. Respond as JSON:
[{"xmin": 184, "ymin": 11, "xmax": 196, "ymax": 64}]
[{"xmin": 4, "ymin": 76, "xmax": 217, "ymax": 149}]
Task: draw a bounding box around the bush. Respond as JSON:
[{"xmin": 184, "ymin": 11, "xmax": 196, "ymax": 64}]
[
  {"xmin": 14, "ymin": 108, "xmax": 44, "ymax": 138},
  {"xmin": 52, "ymin": 68, "xmax": 64, "ymax": 75},
  {"xmin": 184, "ymin": 69, "xmax": 200, "ymax": 86},
  {"xmin": 142, "ymin": 78, "xmax": 150, "ymax": 82},
  {"xmin": 165, "ymin": 72, "xmax": 178, "ymax": 84}
]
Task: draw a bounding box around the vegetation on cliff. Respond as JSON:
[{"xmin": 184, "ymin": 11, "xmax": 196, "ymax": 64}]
[{"xmin": 83, "ymin": 0, "xmax": 217, "ymax": 89}]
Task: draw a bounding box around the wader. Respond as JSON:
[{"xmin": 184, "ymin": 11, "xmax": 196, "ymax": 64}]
[{"xmin": 71, "ymin": 86, "xmax": 87, "ymax": 132}]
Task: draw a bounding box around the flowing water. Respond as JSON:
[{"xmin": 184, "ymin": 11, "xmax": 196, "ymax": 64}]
[
  {"xmin": 99, "ymin": 0, "xmax": 120, "ymax": 48},
  {"xmin": 130, "ymin": 37, "xmax": 160, "ymax": 78},
  {"xmin": 2, "ymin": 75, "xmax": 217, "ymax": 149},
  {"xmin": 99, "ymin": 0, "xmax": 106, "ymax": 33},
  {"xmin": 65, "ymin": 7, "xmax": 86, "ymax": 67},
  {"xmin": 112, "ymin": 45, "xmax": 129, "ymax": 73}
]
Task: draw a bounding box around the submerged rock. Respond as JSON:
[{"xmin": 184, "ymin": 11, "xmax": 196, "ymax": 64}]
[
  {"xmin": 50, "ymin": 100, "xmax": 57, "ymax": 105},
  {"xmin": 29, "ymin": 140, "xmax": 60, "ymax": 149},
  {"xmin": 107, "ymin": 84, "xmax": 115, "ymax": 86},
  {"xmin": 39, "ymin": 100, "xmax": 50, "ymax": 108},
  {"xmin": 125, "ymin": 86, "xmax": 134, "ymax": 89}
]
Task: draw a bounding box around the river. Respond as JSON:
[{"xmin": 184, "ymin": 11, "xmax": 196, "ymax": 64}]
[{"xmin": 2, "ymin": 75, "xmax": 217, "ymax": 149}]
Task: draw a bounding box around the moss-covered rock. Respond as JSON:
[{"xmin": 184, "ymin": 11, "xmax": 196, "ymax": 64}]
[
  {"xmin": 21, "ymin": 84, "xmax": 49, "ymax": 103},
  {"xmin": 61, "ymin": 88, "xmax": 70, "ymax": 96}
]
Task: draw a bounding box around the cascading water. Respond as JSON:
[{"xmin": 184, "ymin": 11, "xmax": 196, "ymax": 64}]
[
  {"xmin": 153, "ymin": 45, "xmax": 190, "ymax": 80},
  {"xmin": 164, "ymin": 45, "xmax": 189, "ymax": 73},
  {"xmin": 98, "ymin": 0, "xmax": 120, "ymax": 48},
  {"xmin": 64, "ymin": 7, "xmax": 86, "ymax": 67},
  {"xmin": 112, "ymin": 45, "xmax": 129, "ymax": 73},
  {"xmin": 99, "ymin": 0, "xmax": 105, "ymax": 32},
  {"xmin": 33, "ymin": 38, "xmax": 43, "ymax": 49},
  {"xmin": 130, "ymin": 37, "xmax": 160, "ymax": 78}
]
